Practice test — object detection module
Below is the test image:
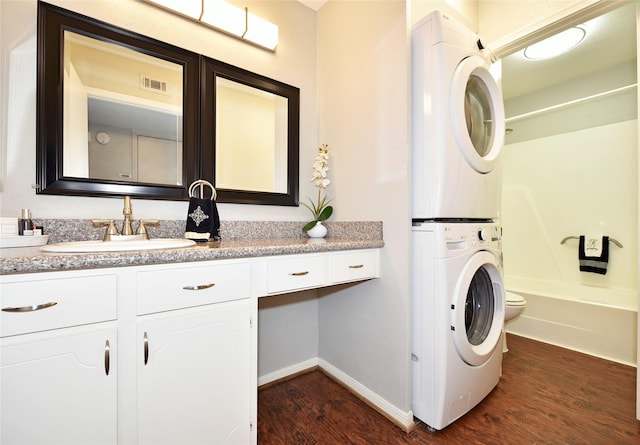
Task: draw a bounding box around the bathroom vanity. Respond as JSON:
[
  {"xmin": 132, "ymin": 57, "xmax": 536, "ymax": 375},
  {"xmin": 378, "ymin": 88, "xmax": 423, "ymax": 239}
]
[{"xmin": 0, "ymin": 234, "xmax": 382, "ymax": 444}]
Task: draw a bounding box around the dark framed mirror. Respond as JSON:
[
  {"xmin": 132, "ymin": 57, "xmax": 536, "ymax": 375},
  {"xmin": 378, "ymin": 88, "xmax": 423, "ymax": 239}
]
[
  {"xmin": 201, "ymin": 58, "xmax": 300, "ymax": 206},
  {"xmin": 36, "ymin": 1, "xmax": 300, "ymax": 206},
  {"xmin": 37, "ymin": 1, "xmax": 199, "ymax": 199}
]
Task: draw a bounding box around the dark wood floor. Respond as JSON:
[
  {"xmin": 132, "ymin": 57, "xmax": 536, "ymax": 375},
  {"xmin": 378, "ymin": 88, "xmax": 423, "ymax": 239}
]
[{"xmin": 258, "ymin": 334, "xmax": 639, "ymax": 444}]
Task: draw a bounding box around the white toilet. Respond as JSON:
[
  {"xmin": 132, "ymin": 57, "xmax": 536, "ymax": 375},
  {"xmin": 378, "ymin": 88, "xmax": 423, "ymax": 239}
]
[{"xmin": 502, "ymin": 291, "xmax": 527, "ymax": 352}]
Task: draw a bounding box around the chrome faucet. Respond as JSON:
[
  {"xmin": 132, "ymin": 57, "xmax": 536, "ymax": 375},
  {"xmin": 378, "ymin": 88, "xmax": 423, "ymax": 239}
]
[
  {"xmin": 122, "ymin": 196, "xmax": 133, "ymax": 235},
  {"xmin": 92, "ymin": 196, "xmax": 159, "ymax": 241}
]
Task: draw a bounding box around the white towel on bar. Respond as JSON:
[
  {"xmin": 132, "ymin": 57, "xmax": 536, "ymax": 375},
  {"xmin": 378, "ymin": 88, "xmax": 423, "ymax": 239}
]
[{"xmin": 582, "ymin": 235, "xmax": 603, "ymax": 257}]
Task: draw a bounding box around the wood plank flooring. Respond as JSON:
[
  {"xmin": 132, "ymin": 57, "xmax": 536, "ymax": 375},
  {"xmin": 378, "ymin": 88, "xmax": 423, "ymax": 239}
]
[{"xmin": 258, "ymin": 334, "xmax": 639, "ymax": 444}]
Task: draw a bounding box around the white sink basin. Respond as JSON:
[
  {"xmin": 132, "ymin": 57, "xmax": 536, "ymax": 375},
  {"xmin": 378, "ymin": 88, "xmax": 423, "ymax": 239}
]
[{"xmin": 41, "ymin": 238, "xmax": 197, "ymax": 253}]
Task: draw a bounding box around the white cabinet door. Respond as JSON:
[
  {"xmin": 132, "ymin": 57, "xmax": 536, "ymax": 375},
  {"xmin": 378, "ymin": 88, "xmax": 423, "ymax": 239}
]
[
  {"xmin": 1, "ymin": 328, "xmax": 117, "ymax": 445},
  {"xmin": 137, "ymin": 299, "xmax": 252, "ymax": 445}
]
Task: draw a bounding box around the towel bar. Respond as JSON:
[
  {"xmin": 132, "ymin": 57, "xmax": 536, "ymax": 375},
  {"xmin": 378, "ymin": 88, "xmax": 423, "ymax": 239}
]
[
  {"xmin": 188, "ymin": 179, "xmax": 216, "ymax": 200},
  {"xmin": 560, "ymin": 236, "xmax": 623, "ymax": 248}
]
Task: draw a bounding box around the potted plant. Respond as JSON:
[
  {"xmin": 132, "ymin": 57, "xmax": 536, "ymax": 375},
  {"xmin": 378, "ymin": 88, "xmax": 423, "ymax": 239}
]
[{"xmin": 303, "ymin": 144, "xmax": 333, "ymax": 237}]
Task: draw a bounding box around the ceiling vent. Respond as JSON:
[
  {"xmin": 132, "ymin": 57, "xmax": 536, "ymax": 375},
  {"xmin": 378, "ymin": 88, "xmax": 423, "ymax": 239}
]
[{"xmin": 140, "ymin": 75, "xmax": 168, "ymax": 94}]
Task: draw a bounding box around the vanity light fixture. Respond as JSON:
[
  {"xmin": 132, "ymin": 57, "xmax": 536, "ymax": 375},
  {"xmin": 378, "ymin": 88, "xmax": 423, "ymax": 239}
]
[
  {"xmin": 143, "ymin": 0, "xmax": 279, "ymax": 51},
  {"xmin": 524, "ymin": 26, "xmax": 585, "ymax": 60}
]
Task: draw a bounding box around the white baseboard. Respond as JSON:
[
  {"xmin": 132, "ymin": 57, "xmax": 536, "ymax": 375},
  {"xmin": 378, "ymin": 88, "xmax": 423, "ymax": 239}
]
[
  {"xmin": 318, "ymin": 359, "xmax": 415, "ymax": 431},
  {"xmin": 257, "ymin": 357, "xmax": 319, "ymax": 386},
  {"xmin": 258, "ymin": 357, "xmax": 414, "ymax": 430}
]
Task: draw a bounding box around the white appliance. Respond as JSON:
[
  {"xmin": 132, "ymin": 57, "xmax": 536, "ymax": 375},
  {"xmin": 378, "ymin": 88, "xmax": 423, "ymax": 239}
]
[
  {"xmin": 412, "ymin": 11, "xmax": 505, "ymax": 220},
  {"xmin": 411, "ymin": 221, "xmax": 504, "ymax": 430}
]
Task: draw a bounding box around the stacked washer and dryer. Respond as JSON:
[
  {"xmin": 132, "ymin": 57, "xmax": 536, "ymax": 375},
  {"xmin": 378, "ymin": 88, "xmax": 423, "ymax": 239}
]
[{"xmin": 410, "ymin": 11, "xmax": 506, "ymax": 431}]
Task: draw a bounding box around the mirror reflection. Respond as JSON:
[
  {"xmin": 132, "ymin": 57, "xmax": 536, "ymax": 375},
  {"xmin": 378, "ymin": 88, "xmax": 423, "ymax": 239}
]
[
  {"xmin": 215, "ymin": 77, "xmax": 288, "ymax": 193},
  {"xmin": 63, "ymin": 31, "xmax": 183, "ymax": 186}
]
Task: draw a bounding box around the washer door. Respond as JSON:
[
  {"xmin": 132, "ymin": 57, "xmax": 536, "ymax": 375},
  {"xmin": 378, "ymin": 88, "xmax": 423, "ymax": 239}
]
[
  {"xmin": 450, "ymin": 251, "xmax": 504, "ymax": 366},
  {"xmin": 450, "ymin": 55, "xmax": 505, "ymax": 174}
]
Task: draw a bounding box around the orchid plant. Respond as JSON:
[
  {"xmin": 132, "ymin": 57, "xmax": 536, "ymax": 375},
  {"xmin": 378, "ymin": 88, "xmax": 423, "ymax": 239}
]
[{"xmin": 302, "ymin": 144, "xmax": 333, "ymax": 232}]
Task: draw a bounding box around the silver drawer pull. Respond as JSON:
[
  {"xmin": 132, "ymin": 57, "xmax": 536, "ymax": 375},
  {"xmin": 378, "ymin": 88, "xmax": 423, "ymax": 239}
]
[
  {"xmin": 182, "ymin": 283, "xmax": 215, "ymax": 290},
  {"xmin": 348, "ymin": 264, "xmax": 364, "ymax": 269},
  {"xmin": 289, "ymin": 271, "xmax": 309, "ymax": 276},
  {"xmin": 2, "ymin": 302, "xmax": 58, "ymax": 312},
  {"xmin": 104, "ymin": 339, "xmax": 111, "ymax": 376},
  {"xmin": 144, "ymin": 332, "xmax": 149, "ymax": 366}
]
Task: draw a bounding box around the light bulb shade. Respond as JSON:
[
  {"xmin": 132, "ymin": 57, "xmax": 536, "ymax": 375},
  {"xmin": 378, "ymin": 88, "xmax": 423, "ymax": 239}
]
[
  {"xmin": 524, "ymin": 27, "xmax": 585, "ymax": 60},
  {"xmin": 144, "ymin": 0, "xmax": 278, "ymax": 52},
  {"xmin": 201, "ymin": 1, "xmax": 247, "ymax": 37},
  {"xmin": 143, "ymin": 0, "xmax": 202, "ymax": 20},
  {"xmin": 244, "ymin": 12, "xmax": 279, "ymax": 50}
]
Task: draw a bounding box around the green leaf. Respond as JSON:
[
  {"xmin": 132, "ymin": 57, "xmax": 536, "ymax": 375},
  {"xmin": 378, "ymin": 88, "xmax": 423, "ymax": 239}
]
[
  {"xmin": 303, "ymin": 198, "xmax": 325, "ymax": 219},
  {"xmin": 317, "ymin": 206, "xmax": 333, "ymax": 221},
  {"xmin": 302, "ymin": 220, "xmax": 318, "ymax": 232},
  {"xmin": 301, "ymin": 201, "xmax": 315, "ymax": 215}
]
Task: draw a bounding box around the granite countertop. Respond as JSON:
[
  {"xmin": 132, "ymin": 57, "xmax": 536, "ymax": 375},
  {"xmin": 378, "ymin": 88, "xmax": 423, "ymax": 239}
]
[{"xmin": 1, "ymin": 220, "xmax": 384, "ymax": 275}]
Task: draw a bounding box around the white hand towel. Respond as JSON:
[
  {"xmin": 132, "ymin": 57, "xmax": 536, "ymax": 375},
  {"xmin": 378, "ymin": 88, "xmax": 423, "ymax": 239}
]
[{"xmin": 583, "ymin": 235, "xmax": 603, "ymax": 257}]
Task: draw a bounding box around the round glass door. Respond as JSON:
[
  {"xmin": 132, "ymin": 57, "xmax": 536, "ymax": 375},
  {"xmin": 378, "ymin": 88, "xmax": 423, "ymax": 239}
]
[
  {"xmin": 451, "ymin": 251, "xmax": 504, "ymax": 366},
  {"xmin": 465, "ymin": 267, "xmax": 495, "ymax": 346},
  {"xmin": 450, "ymin": 55, "xmax": 505, "ymax": 174},
  {"xmin": 466, "ymin": 75, "xmax": 494, "ymax": 158}
]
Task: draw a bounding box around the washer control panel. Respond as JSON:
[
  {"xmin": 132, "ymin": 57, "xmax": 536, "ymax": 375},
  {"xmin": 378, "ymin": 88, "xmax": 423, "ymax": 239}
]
[
  {"xmin": 412, "ymin": 221, "xmax": 502, "ymax": 257},
  {"xmin": 443, "ymin": 224, "xmax": 500, "ymax": 244}
]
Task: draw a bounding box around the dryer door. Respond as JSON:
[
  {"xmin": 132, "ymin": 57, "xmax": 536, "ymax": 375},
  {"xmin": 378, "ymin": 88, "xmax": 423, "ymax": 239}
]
[
  {"xmin": 450, "ymin": 250, "xmax": 504, "ymax": 366},
  {"xmin": 450, "ymin": 55, "xmax": 505, "ymax": 174}
]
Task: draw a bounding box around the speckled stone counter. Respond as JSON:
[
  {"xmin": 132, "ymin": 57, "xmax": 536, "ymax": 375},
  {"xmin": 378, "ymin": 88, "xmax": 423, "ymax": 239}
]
[{"xmin": 1, "ymin": 221, "xmax": 383, "ymax": 275}]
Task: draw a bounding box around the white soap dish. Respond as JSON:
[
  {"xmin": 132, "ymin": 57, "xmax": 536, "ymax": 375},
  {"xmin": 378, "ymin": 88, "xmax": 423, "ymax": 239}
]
[{"xmin": 0, "ymin": 234, "xmax": 50, "ymax": 249}]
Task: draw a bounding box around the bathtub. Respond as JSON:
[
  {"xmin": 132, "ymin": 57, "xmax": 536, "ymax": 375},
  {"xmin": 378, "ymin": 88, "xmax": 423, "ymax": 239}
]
[{"xmin": 505, "ymin": 276, "xmax": 638, "ymax": 366}]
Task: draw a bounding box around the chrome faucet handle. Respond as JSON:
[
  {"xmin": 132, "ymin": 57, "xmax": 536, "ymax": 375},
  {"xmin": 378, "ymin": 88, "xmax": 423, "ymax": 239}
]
[
  {"xmin": 92, "ymin": 219, "xmax": 118, "ymax": 241},
  {"xmin": 136, "ymin": 219, "xmax": 159, "ymax": 240}
]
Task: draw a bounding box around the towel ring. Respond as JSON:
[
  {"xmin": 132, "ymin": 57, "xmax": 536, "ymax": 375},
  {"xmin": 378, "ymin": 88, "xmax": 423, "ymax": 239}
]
[
  {"xmin": 560, "ymin": 236, "xmax": 623, "ymax": 248},
  {"xmin": 188, "ymin": 180, "xmax": 216, "ymax": 200}
]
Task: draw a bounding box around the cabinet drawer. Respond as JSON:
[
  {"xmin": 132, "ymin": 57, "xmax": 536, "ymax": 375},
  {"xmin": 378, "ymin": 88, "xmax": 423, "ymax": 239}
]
[
  {"xmin": 267, "ymin": 254, "xmax": 326, "ymax": 294},
  {"xmin": 1, "ymin": 274, "xmax": 117, "ymax": 337},
  {"xmin": 137, "ymin": 262, "xmax": 251, "ymax": 315},
  {"xmin": 330, "ymin": 249, "xmax": 379, "ymax": 284}
]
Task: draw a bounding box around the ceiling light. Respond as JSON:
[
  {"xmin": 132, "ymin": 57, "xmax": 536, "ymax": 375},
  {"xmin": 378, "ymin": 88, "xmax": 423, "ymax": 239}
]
[
  {"xmin": 243, "ymin": 11, "xmax": 279, "ymax": 50},
  {"xmin": 200, "ymin": 1, "xmax": 246, "ymax": 37},
  {"xmin": 524, "ymin": 27, "xmax": 585, "ymax": 60},
  {"xmin": 143, "ymin": 0, "xmax": 278, "ymax": 51}
]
